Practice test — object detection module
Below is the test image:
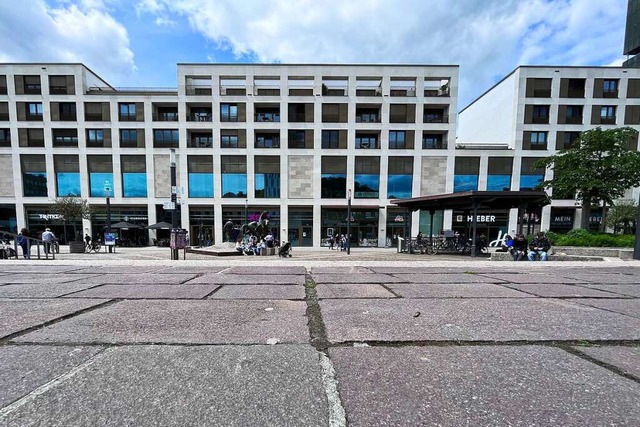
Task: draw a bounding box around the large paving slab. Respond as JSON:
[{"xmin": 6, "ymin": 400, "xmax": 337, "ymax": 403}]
[
  {"xmin": 478, "ymin": 273, "xmax": 586, "ymax": 284},
  {"xmin": 68, "ymin": 266, "xmax": 162, "ymax": 274},
  {"xmin": 329, "ymin": 346, "xmax": 640, "ymax": 426},
  {"xmin": 496, "ymin": 283, "xmax": 630, "ymax": 298},
  {"xmin": 72, "ymin": 273, "xmax": 199, "ymax": 285},
  {"xmin": 389, "ymin": 273, "xmax": 507, "ymax": 284},
  {"xmin": 319, "ymin": 298, "xmax": 640, "ymax": 342},
  {"xmin": 0, "ymin": 274, "xmax": 91, "ymax": 285},
  {"xmin": 0, "ymin": 282, "xmax": 99, "ymax": 298},
  {"xmin": 559, "ymin": 273, "xmax": 640, "ymax": 284},
  {"xmin": 567, "ymin": 298, "xmax": 640, "ymax": 318},
  {"xmin": 154, "ymin": 266, "xmax": 228, "ymax": 274},
  {"xmin": 224, "ymin": 266, "xmax": 306, "ymax": 275},
  {"xmin": 209, "ymin": 285, "xmax": 305, "ymax": 300},
  {"xmin": 575, "ymin": 345, "xmax": 640, "ymax": 378},
  {"xmin": 0, "ymin": 266, "xmax": 84, "ymax": 274},
  {"xmin": 0, "ymin": 298, "xmax": 108, "ymax": 339},
  {"xmin": 0, "ymin": 345, "xmax": 103, "ymax": 408},
  {"xmin": 311, "ymin": 273, "xmax": 404, "ymax": 284},
  {"xmin": 583, "ymin": 284, "xmax": 640, "ymax": 298},
  {"xmin": 315, "ymin": 283, "xmax": 397, "ymax": 299},
  {"xmin": 14, "ymin": 300, "xmax": 309, "ymax": 344},
  {"xmin": 186, "ymin": 274, "xmax": 305, "ymax": 285},
  {"xmin": 310, "ymin": 266, "xmax": 375, "ymax": 275},
  {"xmin": 387, "ymin": 283, "xmax": 532, "ymax": 298},
  {"xmin": 0, "ymin": 345, "xmax": 328, "ymax": 427},
  {"xmin": 369, "ymin": 267, "xmax": 489, "ymax": 274},
  {"xmin": 63, "ymin": 284, "xmax": 220, "ymax": 299}
]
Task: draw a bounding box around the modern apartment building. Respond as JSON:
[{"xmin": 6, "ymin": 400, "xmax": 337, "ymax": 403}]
[
  {"xmin": 458, "ymin": 66, "xmax": 640, "ymax": 234},
  {"xmin": 624, "ymin": 0, "xmax": 640, "ymax": 68},
  {"xmin": 0, "ymin": 63, "xmax": 458, "ymax": 247}
]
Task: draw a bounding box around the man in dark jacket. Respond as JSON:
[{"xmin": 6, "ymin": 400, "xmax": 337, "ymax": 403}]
[
  {"xmin": 528, "ymin": 231, "xmax": 551, "ymax": 261},
  {"xmin": 511, "ymin": 234, "xmax": 528, "ymax": 261}
]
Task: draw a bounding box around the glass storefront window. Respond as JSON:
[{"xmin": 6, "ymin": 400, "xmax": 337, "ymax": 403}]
[
  {"xmin": 122, "ymin": 173, "xmax": 147, "ymax": 197},
  {"xmin": 487, "ymin": 175, "xmax": 511, "ymax": 191},
  {"xmin": 519, "ymin": 175, "xmax": 543, "ymax": 190},
  {"xmin": 189, "ymin": 173, "xmax": 214, "ymax": 198},
  {"xmin": 354, "ymin": 174, "xmax": 379, "ymax": 198},
  {"xmin": 255, "ymin": 173, "xmax": 280, "ymax": 198},
  {"xmin": 222, "ymin": 174, "xmax": 247, "ymax": 198},
  {"xmin": 56, "ymin": 172, "xmax": 81, "ymax": 196},
  {"xmin": 387, "ymin": 175, "xmax": 412, "ymax": 199},
  {"xmin": 453, "ymin": 175, "xmax": 478, "ymax": 192},
  {"xmin": 90, "ymin": 172, "xmax": 114, "ymax": 197},
  {"xmin": 321, "ymin": 174, "xmax": 346, "ymax": 198}
]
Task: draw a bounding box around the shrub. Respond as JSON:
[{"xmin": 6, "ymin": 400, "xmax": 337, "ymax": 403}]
[{"xmin": 549, "ymin": 229, "xmax": 634, "ymax": 247}]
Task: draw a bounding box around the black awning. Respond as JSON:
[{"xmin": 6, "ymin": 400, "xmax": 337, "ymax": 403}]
[{"xmin": 391, "ymin": 190, "xmax": 549, "ymax": 212}]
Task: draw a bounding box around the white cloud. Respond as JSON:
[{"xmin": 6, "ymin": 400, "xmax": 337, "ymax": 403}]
[
  {"xmin": 0, "ymin": 0, "xmax": 135, "ymax": 83},
  {"xmin": 135, "ymin": 0, "xmax": 627, "ymax": 107}
]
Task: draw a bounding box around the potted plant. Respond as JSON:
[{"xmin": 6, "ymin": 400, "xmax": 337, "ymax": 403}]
[{"xmin": 49, "ymin": 196, "xmax": 92, "ymax": 253}]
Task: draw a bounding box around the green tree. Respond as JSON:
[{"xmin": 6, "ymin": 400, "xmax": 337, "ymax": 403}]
[
  {"xmin": 535, "ymin": 127, "xmax": 640, "ymax": 229},
  {"xmin": 605, "ymin": 199, "xmax": 638, "ymax": 234},
  {"xmin": 49, "ymin": 196, "xmax": 92, "ymax": 241}
]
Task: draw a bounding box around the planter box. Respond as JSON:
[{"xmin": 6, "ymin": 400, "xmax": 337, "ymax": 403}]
[{"xmin": 69, "ymin": 241, "xmax": 85, "ymax": 253}]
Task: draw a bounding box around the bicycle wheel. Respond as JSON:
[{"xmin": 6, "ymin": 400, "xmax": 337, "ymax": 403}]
[{"xmin": 94, "ymin": 244, "xmax": 101, "ymax": 252}]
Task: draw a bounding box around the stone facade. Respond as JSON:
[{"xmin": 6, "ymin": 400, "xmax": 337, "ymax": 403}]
[
  {"xmin": 288, "ymin": 156, "xmax": 313, "ymax": 199},
  {"xmin": 420, "ymin": 156, "xmax": 447, "ymax": 196}
]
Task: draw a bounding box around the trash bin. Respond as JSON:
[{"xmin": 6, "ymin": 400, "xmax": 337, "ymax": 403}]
[{"xmin": 170, "ymin": 228, "xmax": 188, "ymax": 250}]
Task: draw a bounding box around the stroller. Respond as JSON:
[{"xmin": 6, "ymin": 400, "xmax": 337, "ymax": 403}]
[{"xmin": 278, "ymin": 242, "xmax": 292, "ymax": 258}]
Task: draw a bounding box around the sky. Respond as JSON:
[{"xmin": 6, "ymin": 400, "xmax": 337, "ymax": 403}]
[{"xmin": 0, "ymin": 0, "xmax": 630, "ymax": 108}]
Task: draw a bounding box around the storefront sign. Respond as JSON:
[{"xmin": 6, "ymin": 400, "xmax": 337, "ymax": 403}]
[
  {"xmin": 37, "ymin": 214, "xmax": 64, "ymax": 221},
  {"xmin": 394, "ymin": 215, "xmax": 404, "ymax": 222},
  {"xmin": 104, "ymin": 232, "xmax": 116, "ymax": 246},
  {"xmin": 456, "ymin": 215, "xmax": 496, "ymax": 223}
]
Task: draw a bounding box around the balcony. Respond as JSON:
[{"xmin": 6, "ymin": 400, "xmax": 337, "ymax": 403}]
[
  {"xmin": 187, "ymin": 112, "xmax": 212, "ymax": 122},
  {"xmin": 24, "ymin": 85, "xmax": 41, "ymax": 95},
  {"xmin": 423, "ymin": 114, "xmax": 449, "ymax": 124},
  {"xmin": 255, "ymin": 133, "xmax": 280, "ymax": 149},
  {"xmin": 185, "ymin": 85, "xmax": 212, "ymax": 96},
  {"xmin": 189, "ymin": 137, "xmax": 213, "ymax": 148},
  {"xmin": 153, "ymin": 112, "xmax": 179, "ymax": 122},
  {"xmin": 49, "ymin": 85, "xmax": 69, "ymax": 95},
  {"xmin": 390, "ymin": 87, "xmax": 416, "ymax": 97},
  {"xmin": 255, "ymin": 112, "xmax": 280, "ymax": 122},
  {"xmin": 424, "ymin": 79, "xmax": 450, "ymax": 97}
]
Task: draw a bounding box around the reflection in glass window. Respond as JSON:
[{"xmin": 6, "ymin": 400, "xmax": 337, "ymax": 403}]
[
  {"xmin": 188, "ymin": 173, "xmax": 214, "ymax": 198},
  {"xmin": 23, "ymin": 172, "xmax": 47, "ymax": 197},
  {"xmin": 453, "ymin": 175, "xmax": 478, "ymax": 192},
  {"xmin": 321, "ymin": 174, "xmax": 346, "ymax": 198},
  {"xmin": 90, "ymin": 172, "xmax": 114, "ymax": 197},
  {"xmin": 122, "ymin": 173, "xmax": 147, "ymax": 197},
  {"xmin": 387, "ymin": 174, "xmax": 412, "ymax": 199},
  {"xmin": 389, "ymin": 131, "xmax": 406, "ymax": 149},
  {"xmin": 56, "ymin": 172, "xmax": 81, "ymax": 196},
  {"xmin": 354, "ymin": 174, "xmax": 379, "ymax": 198},
  {"xmin": 519, "ymin": 175, "xmax": 543, "ymax": 190},
  {"xmin": 487, "ymin": 175, "xmax": 511, "ymax": 191},
  {"xmin": 222, "ymin": 174, "xmax": 247, "ymax": 198},
  {"xmin": 255, "ymin": 173, "xmax": 280, "ymax": 198}
]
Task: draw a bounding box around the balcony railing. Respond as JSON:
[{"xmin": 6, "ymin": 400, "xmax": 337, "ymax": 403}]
[
  {"xmin": 85, "ymin": 113, "xmax": 106, "ymax": 121},
  {"xmin": 566, "ymin": 88, "xmax": 584, "ymax": 98},
  {"xmin": 355, "ymin": 115, "xmax": 381, "ymax": 123},
  {"xmin": 26, "ymin": 138, "xmax": 45, "ymax": 147},
  {"xmin": 49, "ymin": 86, "xmax": 69, "ymax": 95},
  {"xmin": 532, "ymin": 89, "xmax": 551, "ymax": 98},
  {"xmin": 24, "ymin": 85, "xmax": 42, "ymax": 95},
  {"xmin": 322, "ymin": 87, "xmax": 347, "ymax": 96},
  {"xmin": 189, "ymin": 138, "xmax": 213, "ymax": 148},
  {"xmin": 255, "ymin": 113, "xmax": 280, "ymax": 122},
  {"xmin": 289, "ymin": 113, "xmax": 309, "ymax": 122},
  {"xmin": 187, "ymin": 113, "xmax": 213, "ymax": 122},
  {"xmin": 58, "ymin": 114, "xmax": 77, "ymax": 121},
  {"xmin": 424, "ymin": 87, "xmax": 450, "ymax": 97},
  {"xmin": 390, "ymin": 88, "xmax": 416, "ymax": 97},
  {"xmin": 564, "ymin": 116, "xmax": 582, "ymax": 124},
  {"xmin": 600, "ymin": 117, "xmax": 616, "ymax": 125},
  {"xmin": 355, "ymin": 89, "xmax": 381, "ymax": 97},
  {"xmin": 26, "ymin": 114, "xmax": 43, "ymax": 122},
  {"xmin": 602, "ymin": 90, "xmax": 618, "ymax": 98},
  {"xmin": 185, "ymin": 85, "xmax": 212, "ymax": 96},
  {"xmin": 153, "ymin": 113, "xmax": 179, "ymax": 122},
  {"xmin": 423, "ymin": 114, "xmax": 449, "ymax": 124},
  {"xmin": 531, "ymin": 116, "xmax": 549, "ymax": 124},
  {"xmin": 422, "ymin": 140, "xmax": 446, "ymax": 149}
]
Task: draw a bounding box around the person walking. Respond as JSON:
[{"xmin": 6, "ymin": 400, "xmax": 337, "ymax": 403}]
[
  {"xmin": 41, "ymin": 228, "xmax": 55, "ymax": 254},
  {"xmin": 528, "ymin": 231, "xmax": 551, "ymax": 261},
  {"xmin": 17, "ymin": 228, "xmax": 30, "ymax": 259}
]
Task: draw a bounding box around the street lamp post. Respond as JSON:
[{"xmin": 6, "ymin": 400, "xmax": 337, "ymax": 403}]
[
  {"xmin": 245, "ymin": 198, "xmax": 248, "ymax": 225},
  {"xmin": 347, "ymin": 189, "xmax": 351, "ymax": 255},
  {"xmin": 170, "ymin": 149, "xmax": 178, "ymax": 261},
  {"xmin": 105, "ymin": 182, "xmax": 112, "ymax": 253}
]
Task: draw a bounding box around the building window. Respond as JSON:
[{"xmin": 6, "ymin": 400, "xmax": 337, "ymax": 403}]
[
  {"xmin": 23, "ymin": 76, "xmax": 41, "ymax": 94},
  {"xmin": 487, "ymin": 157, "xmax": 512, "ymax": 191},
  {"xmin": 255, "ymin": 133, "xmax": 280, "ymax": 148},
  {"xmin": 601, "ymin": 106, "xmax": 616, "ymax": 119},
  {"xmin": 322, "ymin": 130, "xmax": 339, "ymax": 149},
  {"xmin": 188, "ymin": 156, "xmax": 214, "ymax": 198},
  {"xmin": 423, "ymin": 133, "xmax": 444, "ymax": 149},
  {"xmin": 454, "ymin": 157, "xmax": 479, "ymax": 192},
  {"xmin": 54, "ymin": 155, "xmax": 80, "ymax": 197},
  {"xmin": 121, "ymin": 155, "xmax": 147, "ymax": 197},
  {"xmin": 87, "ymin": 129, "xmax": 104, "ymax": 147},
  {"xmin": 255, "ymin": 156, "xmax": 280, "ymax": 198},
  {"xmin": 189, "ymin": 132, "xmax": 213, "ymax": 148},
  {"xmin": 529, "ymin": 131, "xmax": 547, "ymax": 150},
  {"xmin": 603, "ymin": 79, "xmax": 618, "ymax": 94},
  {"xmin": 387, "ymin": 157, "xmax": 413, "ymax": 199},
  {"xmin": 221, "ymin": 104, "xmax": 238, "ymax": 122},
  {"xmin": 221, "ymin": 133, "xmax": 239, "ymax": 148},
  {"xmin": 389, "ymin": 131, "xmax": 406, "ymax": 149},
  {"xmin": 355, "ymin": 133, "xmax": 379, "ymax": 149},
  {"xmin": 58, "ymin": 102, "xmax": 76, "ymax": 121},
  {"xmin": 288, "ymin": 130, "xmax": 310, "ymax": 149},
  {"xmin": 21, "ymin": 155, "xmax": 47, "ymax": 197},
  {"xmin": 532, "ymin": 105, "xmax": 549, "ymax": 122},
  {"xmin": 119, "ymin": 103, "xmax": 136, "ymax": 121},
  {"xmin": 563, "ymin": 131, "xmax": 580, "ymax": 149},
  {"xmin": 52, "ymin": 129, "xmax": 78, "ymax": 147},
  {"xmin": 153, "ymin": 129, "xmax": 179, "ymax": 148},
  {"xmin": 0, "ymin": 129, "xmax": 10, "ymax": 147},
  {"xmin": 221, "ymin": 155, "xmax": 247, "ymax": 198},
  {"xmin": 27, "ymin": 103, "xmax": 43, "ymax": 120},
  {"xmin": 565, "ymin": 105, "xmax": 583, "ymax": 123},
  {"xmin": 321, "ymin": 156, "xmax": 347, "ymax": 199},
  {"xmin": 88, "ymin": 155, "xmax": 113, "ymax": 197},
  {"xmin": 355, "ymin": 107, "xmax": 380, "ymax": 123},
  {"xmin": 120, "ymin": 129, "xmax": 139, "ymax": 147},
  {"xmin": 354, "ymin": 157, "xmax": 380, "ymax": 198},
  {"xmin": 520, "ymin": 157, "xmax": 544, "ymax": 190}
]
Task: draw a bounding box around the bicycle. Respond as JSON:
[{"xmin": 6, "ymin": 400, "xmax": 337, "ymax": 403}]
[{"xmin": 86, "ymin": 240, "xmax": 102, "ymax": 253}]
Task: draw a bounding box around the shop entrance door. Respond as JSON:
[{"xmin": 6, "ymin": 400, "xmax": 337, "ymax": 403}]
[{"xmin": 191, "ymin": 225, "xmax": 214, "ymax": 247}]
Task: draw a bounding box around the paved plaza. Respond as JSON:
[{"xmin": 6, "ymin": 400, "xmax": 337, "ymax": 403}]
[{"xmin": 0, "ymin": 250, "xmax": 639, "ymax": 426}]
